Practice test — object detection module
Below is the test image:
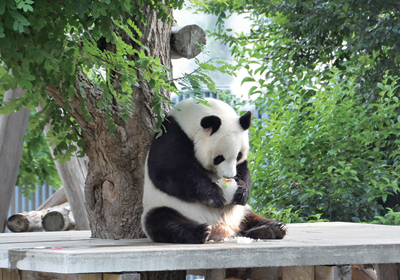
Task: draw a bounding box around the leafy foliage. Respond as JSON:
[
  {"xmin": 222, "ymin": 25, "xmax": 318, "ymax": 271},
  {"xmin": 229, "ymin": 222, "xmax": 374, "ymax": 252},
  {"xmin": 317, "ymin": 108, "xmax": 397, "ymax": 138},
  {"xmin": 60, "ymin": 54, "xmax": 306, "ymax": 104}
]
[
  {"xmin": 199, "ymin": 0, "xmax": 400, "ymax": 224},
  {"xmin": 249, "ymin": 69, "xmax": 400, "ymax": 223},
  {"xmin": 202, "ymin": 0, "xmax": 400, "ymax": 100},
  {"xmin": 0, "ymin": 0, "xmax": 184, "ymax": 161},
  {"xmin": 17, "ymin": 127, "xmax": 61, "ymax": 198}
]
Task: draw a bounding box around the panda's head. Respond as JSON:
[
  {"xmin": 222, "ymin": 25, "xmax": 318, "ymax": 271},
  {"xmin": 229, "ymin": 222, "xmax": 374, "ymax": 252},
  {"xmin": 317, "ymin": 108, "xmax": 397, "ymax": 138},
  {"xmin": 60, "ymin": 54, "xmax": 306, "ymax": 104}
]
[
  {"xmin": 169, "ymin": 98, "xmax": 251, "ymax": 179},
  {"xmin": 196, "ymin": 111, "xmax": 251, "ymax": 179}
]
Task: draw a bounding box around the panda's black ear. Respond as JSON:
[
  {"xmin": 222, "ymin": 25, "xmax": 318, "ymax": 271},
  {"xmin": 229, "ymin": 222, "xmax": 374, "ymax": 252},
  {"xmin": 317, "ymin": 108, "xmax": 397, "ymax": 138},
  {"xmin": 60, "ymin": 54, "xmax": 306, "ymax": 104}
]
[
  {"xmin": 201, "ymin": 115, "xmax": 221, "ymax": 135},
  {"xmin": 239, "ymin": 111, "xmax": 252, "ymax": 130}
]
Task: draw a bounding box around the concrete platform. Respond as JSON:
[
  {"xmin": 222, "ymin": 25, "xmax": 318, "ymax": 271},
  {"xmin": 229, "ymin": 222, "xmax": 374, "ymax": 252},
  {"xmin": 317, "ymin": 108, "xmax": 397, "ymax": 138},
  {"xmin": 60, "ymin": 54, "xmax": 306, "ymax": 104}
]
[{"xmin": 1, "ymin": 222, "xmax": 400, "ymax": 274}]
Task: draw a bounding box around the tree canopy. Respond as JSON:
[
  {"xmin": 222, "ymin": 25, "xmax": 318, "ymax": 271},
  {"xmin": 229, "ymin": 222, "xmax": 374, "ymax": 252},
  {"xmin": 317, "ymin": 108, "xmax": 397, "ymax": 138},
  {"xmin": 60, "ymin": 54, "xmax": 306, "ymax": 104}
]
[
  {"xmin": 204, "ymin": 0, "xmax": 400, "ymax": 99},
  {"xmin": 0, "ymin": 0, "xmax": 182, "ymax": 157}
]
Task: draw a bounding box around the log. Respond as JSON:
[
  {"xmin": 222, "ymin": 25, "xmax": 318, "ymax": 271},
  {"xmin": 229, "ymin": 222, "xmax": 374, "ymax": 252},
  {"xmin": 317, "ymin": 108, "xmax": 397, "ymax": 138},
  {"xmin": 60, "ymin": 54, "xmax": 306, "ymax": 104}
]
[
  {"xmin": 6, "ymin": 203, "xmax": 71, "ymax": 232},
  {"xmin": 36, "ymin": 103, "xmax": 90, "ymax": 230},
  {"xmin": 37, "ymin": 186, "xmax": 67, "ymax": 210},
  {"xmin": 0, "ymin": 85, "xmax": 30, "ymax": 233},
  {"xmin": 42, "ymin": 203, "xmax": 75, "ymax": 231},
  {"xmin": 7, "ymin": 209, "xmax": 47, "ymax": 232},
  {"xmin": 171, "ymin": 24, "xmax": 206, "ymax": 59}
]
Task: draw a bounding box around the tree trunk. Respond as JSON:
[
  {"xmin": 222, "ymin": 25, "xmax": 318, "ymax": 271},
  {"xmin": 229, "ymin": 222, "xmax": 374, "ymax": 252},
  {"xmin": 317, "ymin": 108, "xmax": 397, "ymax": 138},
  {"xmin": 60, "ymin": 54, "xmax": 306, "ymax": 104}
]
[
  {"xmin": 45, "ymin": 5, "xmax": 184, "ymax": 278},
  {"xmin": 46, "ymin": 5, "xmax": 173, "ymax": 239},
  {"xmin": 84, "ymin": 6, "xmax": 173, "ymax": 239}
]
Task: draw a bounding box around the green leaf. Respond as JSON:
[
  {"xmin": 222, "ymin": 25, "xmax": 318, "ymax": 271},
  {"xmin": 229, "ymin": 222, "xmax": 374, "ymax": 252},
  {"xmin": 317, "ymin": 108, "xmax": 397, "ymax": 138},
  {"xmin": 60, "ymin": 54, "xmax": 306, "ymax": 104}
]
[
  {"xmin": 327, "ymin": 150, "xmax": 336, "ymax": 155},
  {"xmin": 0, "ymin": 1, "xmax": 6, "ymax": 14},
  {"xmin": 0, "ymin": 26, "xmax": 4, "ymax": 38},
  {"xmin": 107, "ymin": 118, "xmax": 117, "ymax": 134},
  {"xmin": 249, "ymin": 85, "xmax": 258, "ymax": 95},
  {"xmin": 149, "ymin": 78, "xmax": 156, "ymax": 89},
  {"xmin": 241, "ymin": 77, "xmax": 255, "ymax": 85}
]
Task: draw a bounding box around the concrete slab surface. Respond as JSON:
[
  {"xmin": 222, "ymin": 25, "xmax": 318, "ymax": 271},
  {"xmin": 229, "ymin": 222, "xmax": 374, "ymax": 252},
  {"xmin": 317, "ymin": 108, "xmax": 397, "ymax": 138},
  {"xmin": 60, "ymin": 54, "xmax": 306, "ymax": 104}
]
[{"xmin": 1, "ymin": 222, "xmax": 400, "ymax": 274}]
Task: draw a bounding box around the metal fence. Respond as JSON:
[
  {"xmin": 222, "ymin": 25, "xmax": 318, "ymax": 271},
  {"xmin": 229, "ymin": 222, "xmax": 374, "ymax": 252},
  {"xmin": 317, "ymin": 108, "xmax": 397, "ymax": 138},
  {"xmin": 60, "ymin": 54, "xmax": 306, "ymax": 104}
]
[{"xmin": 8, "ymin": 183, "xmax": 55, "ymax": 218}]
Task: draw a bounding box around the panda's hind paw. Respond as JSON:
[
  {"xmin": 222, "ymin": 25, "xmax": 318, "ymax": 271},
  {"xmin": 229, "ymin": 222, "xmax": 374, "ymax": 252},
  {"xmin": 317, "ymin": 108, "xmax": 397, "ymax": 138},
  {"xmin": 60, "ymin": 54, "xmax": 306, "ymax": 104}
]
[
  {"xmin": 278, "ymin": 223, "xmax": 287, "ymax": 234},
  {"xmin": 196, "ymin": 224, "xmax": 212, "ymax": 244},
  {"xmin": 244, "ymin": 222, "xmax": 287, "ymax": 240}
]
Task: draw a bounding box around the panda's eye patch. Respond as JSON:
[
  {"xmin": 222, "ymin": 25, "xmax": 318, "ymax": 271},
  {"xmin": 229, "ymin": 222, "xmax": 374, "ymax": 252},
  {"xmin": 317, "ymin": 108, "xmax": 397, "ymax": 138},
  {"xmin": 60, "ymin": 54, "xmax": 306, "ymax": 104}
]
[
  {"xmin": 214, "ymin": 155, "xmax": 225, "ymax": 165},
  {"xmin": 237, "ymin": 152, "xmax": 243, "ymax": 161}
]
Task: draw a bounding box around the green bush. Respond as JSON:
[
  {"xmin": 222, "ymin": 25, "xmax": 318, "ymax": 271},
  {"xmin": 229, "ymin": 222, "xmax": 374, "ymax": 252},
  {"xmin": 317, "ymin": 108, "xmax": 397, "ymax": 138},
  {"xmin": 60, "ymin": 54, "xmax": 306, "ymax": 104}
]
[{"xmin": 248, "ymin": 69, "xmax": 400, "ymax": 223}]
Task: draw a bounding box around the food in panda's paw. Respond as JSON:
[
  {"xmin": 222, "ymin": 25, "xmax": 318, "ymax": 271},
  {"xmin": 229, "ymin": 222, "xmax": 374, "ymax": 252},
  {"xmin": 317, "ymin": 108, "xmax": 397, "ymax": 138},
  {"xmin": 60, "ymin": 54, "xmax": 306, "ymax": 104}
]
[{"xmin": 216, "ymin": 178, "xmax": 238, "ymax": 204}]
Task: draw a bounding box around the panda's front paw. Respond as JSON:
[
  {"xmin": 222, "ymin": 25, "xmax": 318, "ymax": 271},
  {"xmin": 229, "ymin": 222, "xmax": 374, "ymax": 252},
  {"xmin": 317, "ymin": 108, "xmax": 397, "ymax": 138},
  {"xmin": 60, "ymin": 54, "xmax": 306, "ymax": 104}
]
[
  {"xmin": 231, "ymin": 186, "xmax": 249, "ymax": 205},
  {"xmin": 202, "ymin": 185, "xmax": 225, "ymax": 208},
  {"xmin": 205, "ymin": 196, "xmax": 225, "ymax": 209}
]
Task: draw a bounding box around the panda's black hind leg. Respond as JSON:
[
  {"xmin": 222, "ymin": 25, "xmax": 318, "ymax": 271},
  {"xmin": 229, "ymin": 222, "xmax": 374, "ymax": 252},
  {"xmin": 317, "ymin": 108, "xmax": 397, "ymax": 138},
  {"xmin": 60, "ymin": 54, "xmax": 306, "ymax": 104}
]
[
  {"xmin": 144, "ymin": 206, "xmax": 211, "ymax": 244},
  {"xmin": 239, "ymin": 212, "xmax": 286, "ymax": 239}
]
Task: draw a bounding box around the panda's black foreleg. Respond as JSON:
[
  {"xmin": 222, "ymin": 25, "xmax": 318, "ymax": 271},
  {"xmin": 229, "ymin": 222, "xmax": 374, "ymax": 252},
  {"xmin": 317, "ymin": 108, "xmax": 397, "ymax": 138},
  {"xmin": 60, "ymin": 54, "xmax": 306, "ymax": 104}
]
[
  {"xmin": 144, "ymin": 207, "xmax": 211, "ymax": 244},
  {"xmin": 239, "ymin": 212, "xmax": 287, "ymax": 239},
  {"xmin": 231, "ymin": 161, "xmax": 252, "ymax": 205}
]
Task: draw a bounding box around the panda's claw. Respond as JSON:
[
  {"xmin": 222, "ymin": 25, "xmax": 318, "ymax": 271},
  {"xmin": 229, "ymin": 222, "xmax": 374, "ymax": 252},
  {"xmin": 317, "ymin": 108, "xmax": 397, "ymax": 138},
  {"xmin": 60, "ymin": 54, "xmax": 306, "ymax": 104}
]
[
  {"xmin": 279, "ymin": 223, "xmax": 287, "ymax": 233},
  {"xmin": 196, "ymin": 224, "xmax": 212, "ymax": 244}
]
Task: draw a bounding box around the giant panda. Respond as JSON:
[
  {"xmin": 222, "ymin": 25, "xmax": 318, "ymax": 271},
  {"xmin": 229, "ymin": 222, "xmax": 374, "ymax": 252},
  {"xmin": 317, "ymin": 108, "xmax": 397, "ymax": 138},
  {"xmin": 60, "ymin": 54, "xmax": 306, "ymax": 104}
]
[{"xmin": 141, "ymin": 98, "xmax": 286, "ymax": 244}]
